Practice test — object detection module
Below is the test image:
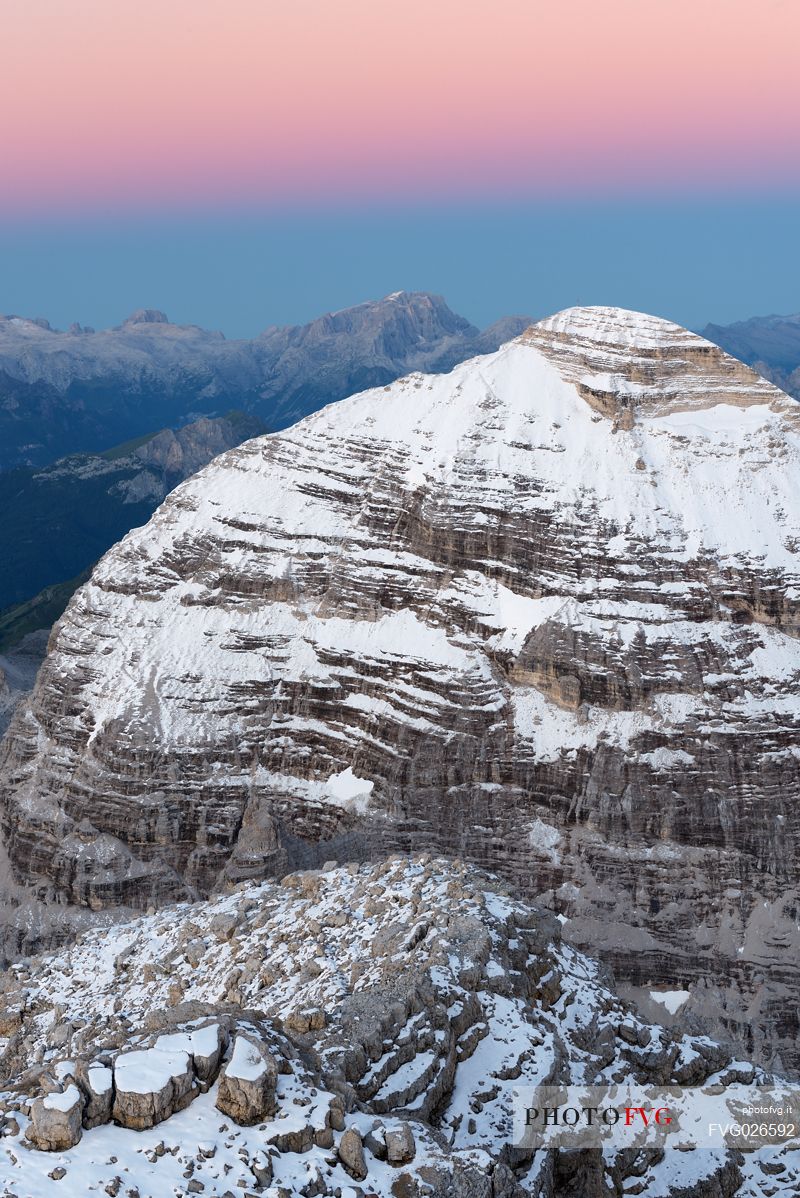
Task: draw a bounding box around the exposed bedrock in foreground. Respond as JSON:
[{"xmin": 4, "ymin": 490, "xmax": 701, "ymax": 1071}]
[{"xmin": 1, "ymin": 857, "xmax": 797, "ymax": 1197}]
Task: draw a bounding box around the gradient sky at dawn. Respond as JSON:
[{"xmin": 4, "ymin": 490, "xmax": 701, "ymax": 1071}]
[{"xmin": 2, "ymin": 0, "xmax": 799, "ymax": 332}]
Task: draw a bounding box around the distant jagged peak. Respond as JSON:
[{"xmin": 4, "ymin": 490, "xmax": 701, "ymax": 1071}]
[
  {"xmin": 296, "ymin": 289, "xmax": 477, "ymax": 340},
  {"xmin": 120, "ymin": 308, "xmax": 170, "ymax": 327},
  {"xmin": 350, "ymin": 289, "xmax": 462, "ymax": 315}
]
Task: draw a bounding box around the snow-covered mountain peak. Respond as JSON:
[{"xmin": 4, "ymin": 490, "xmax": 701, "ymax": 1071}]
[
  {"xmin": 525, "ymin": 303, "xmax": 796, "ymax": 424},
  {"xmin": 537, "ymin": 304, "xmax": 701, "ymax": 350}
]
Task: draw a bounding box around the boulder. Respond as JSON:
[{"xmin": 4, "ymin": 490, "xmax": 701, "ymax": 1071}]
[
  {"xmin": 28, "ymin": 1084, "xmax": 84, "ymax": 1150},
  {"xmin": 112, "ymin": 1046, "xmax": 196, "ymax": 1130},
  {"xmin": 215, "ymin": 1035, "xmax": 278, "ymax": 1125},
  {"xmin": 75, "ymin": 1061, "xmax": 114, "ymax": 1128},
  {"xmin": 364, "ymin": 1121, "xmax": 387, "ymax": 1161},
  {"xmin": 338, "ymin": 1127, "xmax": 368, "ymax": 1181},
  {"xmin": 385, "ymin": 1122, "xmax": 416, "ymax": 1165}
]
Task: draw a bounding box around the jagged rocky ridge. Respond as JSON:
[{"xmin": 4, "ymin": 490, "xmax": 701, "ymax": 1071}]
[
  {"xmin": 0, "ymin": 293, "xmax": 531, "ymax": 470},
  {"xmin": 1, "ymin": 856, "xmax": 798, "ymax": 1197},
  {"xmin": 2, "ymin": 306, "xmax": 800, "ymax": 1075}
]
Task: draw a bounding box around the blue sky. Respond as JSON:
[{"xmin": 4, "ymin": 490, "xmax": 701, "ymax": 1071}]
[{"xmin": 3, "ymin": 198, "xmax": 799, "ymax": 337}]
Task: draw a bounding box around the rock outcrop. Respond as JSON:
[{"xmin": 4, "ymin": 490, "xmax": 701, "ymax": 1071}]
[
  {"xmin": 215, "ymin": 1034, "xmax": 278, "ymax": 1123},
  {"xmin": 73, "ymin": 1060, "xmax": 113, "ymax": 1127},
  {"xmin": 112, "ymin": 1043, "xmax": 197, "ymax": 1130},
  {"xmin": 1, "ymin": 856, "xmax": 798, "ymax": 1196},
  {"xmin": 2, "ymin": 306, "xmax": 800, "ymax": 1074}
]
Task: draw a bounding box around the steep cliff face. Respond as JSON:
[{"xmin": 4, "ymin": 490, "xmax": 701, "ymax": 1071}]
[
  {"xmin": 0, "ymin": 632, "xmax": 48, "ymax": 739},
  {"xmin": 2, "ymin": 306, "xmax": 800, "ymax": 1071}
]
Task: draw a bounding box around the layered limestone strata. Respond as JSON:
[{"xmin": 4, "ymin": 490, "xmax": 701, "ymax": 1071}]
[
  {"xmin": 1, "ymin": 306, "xmax": 800, "ymax": 1072},
  {"xmin": 1, "ymin": 857, "xmax": 798, "ymax": 1197}
]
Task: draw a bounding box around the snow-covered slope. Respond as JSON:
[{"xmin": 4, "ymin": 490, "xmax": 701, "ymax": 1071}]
[
  {"xmin": 2, "ymin": 306, "xmax": 800, "ymax": 1073},
  {"xmin": 1, "ymin": 856, "xmax": 797, "ymax": 1198}
]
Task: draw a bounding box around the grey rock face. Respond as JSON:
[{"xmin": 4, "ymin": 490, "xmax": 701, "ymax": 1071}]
[
  {"xmin": 0, "ymin": 631, "xmax": 48, "ymax": 738},
  {"xmin": 2, "ymin": 306, "xmax": 800, "ymax": 1078}
]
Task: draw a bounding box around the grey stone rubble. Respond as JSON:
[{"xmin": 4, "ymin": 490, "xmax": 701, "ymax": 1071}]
[{"xmin": 0, "ymin": 855, "xmax": 798, "ymax": 1196}]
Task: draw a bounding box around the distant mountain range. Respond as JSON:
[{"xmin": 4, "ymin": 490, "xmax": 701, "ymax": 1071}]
[
  {"xmin": 702, "ymin": 312, "xmax": 800, "ymax": 399},
  {"xmin": 0, "ymin": 292, "xmax": 532, "ymax": 472}
]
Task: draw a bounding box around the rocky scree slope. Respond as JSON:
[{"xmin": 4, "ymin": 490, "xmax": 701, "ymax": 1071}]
[
  {"xmin": 0, "ymin": 293, "xmax": 531, "ymax": 470},
  {"xmin": 2, "ymin": 306, "xmax": 800, "ymax": 1074},
  {"xmin": 1, "ymin": 856, "xmax": 798, "ymax": 1198}
]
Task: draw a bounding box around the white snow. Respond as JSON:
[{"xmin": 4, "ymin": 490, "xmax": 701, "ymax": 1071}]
[
  {"xmin": 155, "ymin": 1024, "xmax": 220, "ymax": 1061},
  {"xmin": 114, "ymin": 1047, "xmax": 190, "ymax": 1094},
  {"xmin": 649, "ymin": 989, "xmax": 691, "ymax": 1014},
  {"xmin": 87, "ymin": 1063, "xmax": 113, "ymax": 1094},
  {"xmin": 42, "ymin": 1084, "xmax": 81, "ymax": 1112},
  {"xmin": 537, "ymin": 305, "xmax": 707, "ymax": 351},
  {"xmin": 225, "ymin": 1035, "xmax": 268, "ymax": 1082},
  {"xmin": 527, "ymin": 816, "xmax": 562, "ymax": 862},
  {"xmin": 324, "ymin": 767, "xmax": 375, "ymax": 812}
]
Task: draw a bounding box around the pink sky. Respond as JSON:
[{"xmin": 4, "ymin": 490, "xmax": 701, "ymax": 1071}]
[{"xmin": 3, "ymin": 0, "xmax": 799, "ymax": 212}]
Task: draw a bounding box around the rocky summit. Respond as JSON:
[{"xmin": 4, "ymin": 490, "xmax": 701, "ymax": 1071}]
[
  {"xmin": 2, "ymin": 306, "xmax": 800, "ymax": 1075},
  {"xmin": 1, "ymin": 856, "xmax": 798, "ymax": 1197}
]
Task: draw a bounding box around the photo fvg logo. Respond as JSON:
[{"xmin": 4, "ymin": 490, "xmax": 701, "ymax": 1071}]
[
  {"xmin": 514, "ymin": 1085, "xmax": 800, "ymax": 1152},
  {"xmin": 525, "ymin": 1103, "xmax": 672, "ymax": 1129}
]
